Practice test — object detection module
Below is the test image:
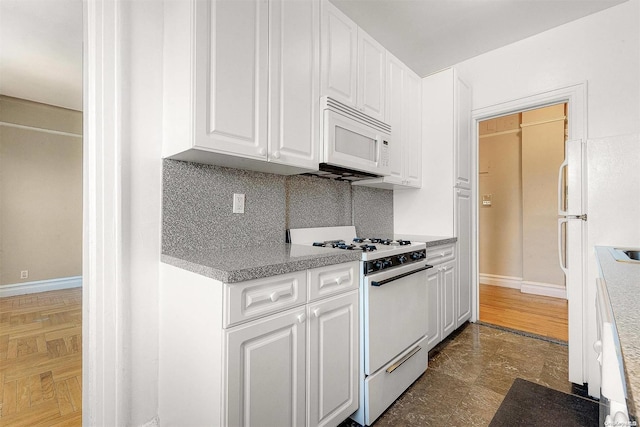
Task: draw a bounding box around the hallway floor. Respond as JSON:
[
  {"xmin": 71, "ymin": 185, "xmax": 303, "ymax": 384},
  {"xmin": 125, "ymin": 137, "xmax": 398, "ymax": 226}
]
[
  {"xmin": 0, "ymin": 288, "xmax": 82, "ymax": 426},
  {"xmin": 346, "ymin": 322, "xmax": 579, "ymax": 426},
  {"xmin": 479, "ymin": 284, "xmax": 568, "ymax": 342}
]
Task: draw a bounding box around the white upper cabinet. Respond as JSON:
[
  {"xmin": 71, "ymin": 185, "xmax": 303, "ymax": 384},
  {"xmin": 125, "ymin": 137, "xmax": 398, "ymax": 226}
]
[
  {"xmin": 403, "ymin": 69, "xmax": 423, "ymax": 187},
  {"xmin": 384, "ymin": 54, "xmax": 405, "ymax": 183},
  {"xmin": 353, "ymin": 54, "xmax": 422, "ymax": 189},
  {"xmin": 321, "ymin": 1, "xmax": 386, "ymax": 122},
  {"xmin": 320, "ymin": 0, "xmax": 358, "ymax": 107},
  {"xmin": 163, "ymin": 0, "xmax": 319, "ymax": 175},
  {"xmin": 269, "ymin": 0, "xmax": 320, "ymax": 170},
  {"xmin": 454, "ymin": 76, "xmax": 472, "ymax": 189},
  {"xmin": 357, "ymin": 29, "xmax": 386, "ymax": 121}
]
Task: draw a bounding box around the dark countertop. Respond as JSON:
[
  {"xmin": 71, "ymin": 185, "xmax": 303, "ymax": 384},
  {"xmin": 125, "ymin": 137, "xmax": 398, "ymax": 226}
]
[
  {"xmin": 595, "ymin": 246, "xmax": 640, "ymax": 416},
  {"xmin": 394, "ymin": 234, "xmax": 457, "ymax": 247},
  {"xmin": 162, "ymin": 243, "xmax": 362, "ymax": 283}
]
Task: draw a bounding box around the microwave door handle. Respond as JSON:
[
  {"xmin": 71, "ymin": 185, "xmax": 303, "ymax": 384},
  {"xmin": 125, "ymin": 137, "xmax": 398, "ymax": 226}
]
[{"xmin": 371, "ymin": 265, "xmax": 433, "ymax": 287}]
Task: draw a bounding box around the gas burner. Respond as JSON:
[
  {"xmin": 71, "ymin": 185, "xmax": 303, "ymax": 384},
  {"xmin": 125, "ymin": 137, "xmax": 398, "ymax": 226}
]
[
  {"xmin": 313, "ymin": 240, "xmax": 348, "ymax": 248},
  {"xmin": 360, "ymin": 244, "xmax": 377, "ymax": 252},
  {"xmin": 396, "ymin": 239, "xmax": 412, "ymax": 246},
  {"xmin": 337, "ymin": 243, "xmax": 358, "ymax": 250},
  {"xmin": 353, "ymin": 237, "xmax": 365, "ymax": 243},
  {"xmin": 379, "ymin": 239, "xmax": 394, "ymax": 245},
  {"xmin": 369, "ymin": 238, "xmax": 383, "ymax": 244}
]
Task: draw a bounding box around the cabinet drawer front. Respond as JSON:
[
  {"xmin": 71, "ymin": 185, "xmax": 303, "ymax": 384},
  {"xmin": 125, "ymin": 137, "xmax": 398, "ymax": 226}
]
[
  {"xmin": 425, "ymin": 244, "xmax": 456, "ymax": 265},
  {"xmin": 308, "ymin": 261, "xmax": 359, "ymax": 302},
  {"xmin": 224, "ymin": 271, "xmax": 307, "ymax": 327}
]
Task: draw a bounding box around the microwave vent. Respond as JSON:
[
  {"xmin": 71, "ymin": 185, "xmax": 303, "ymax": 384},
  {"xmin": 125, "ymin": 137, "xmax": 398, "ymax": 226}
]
[{"xmin": 323, "ymin": 97, "xmax": 391, "ymax": 134}]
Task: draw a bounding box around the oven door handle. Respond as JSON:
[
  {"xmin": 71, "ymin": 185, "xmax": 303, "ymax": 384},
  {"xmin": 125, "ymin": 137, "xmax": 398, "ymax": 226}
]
[{"xmin": 371, "ymin": 265, "xmax": 433, "ymax": 287}]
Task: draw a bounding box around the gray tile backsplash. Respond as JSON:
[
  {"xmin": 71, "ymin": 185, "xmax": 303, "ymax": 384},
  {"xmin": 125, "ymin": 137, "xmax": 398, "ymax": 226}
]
[
  {"xmin": 162, "ymin": 159, "xmax": 393, "ymax": 252},
  {"xmin": 352, "ymin": 186, "xmax": 394, "ymax": 239},
  {"xmin": 286, "ymin": 175, "xmax": 352, "ymax": 229},
  {"xmin": 163, "ymin": 160, "xmax": 286, "ymax": 252}
]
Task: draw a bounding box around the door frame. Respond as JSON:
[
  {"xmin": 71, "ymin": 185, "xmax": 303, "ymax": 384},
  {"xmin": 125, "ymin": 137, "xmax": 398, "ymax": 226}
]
[
  {"xmin": 470, "ymin": 82, "xmax": 587, "ymax": 384},
  {"xmin": 83, "ymin": 0, "xmax": 126, "ymax": 425}
]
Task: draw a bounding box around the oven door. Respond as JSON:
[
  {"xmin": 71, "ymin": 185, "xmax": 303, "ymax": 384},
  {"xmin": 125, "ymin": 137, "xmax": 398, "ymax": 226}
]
[
  {"xmin": 323, "ymin": 110, "xmax": 390, "ymax": 176},
  {"xmin": 363, "ymin": 263, "xmax": 429, "ymax": 375}
]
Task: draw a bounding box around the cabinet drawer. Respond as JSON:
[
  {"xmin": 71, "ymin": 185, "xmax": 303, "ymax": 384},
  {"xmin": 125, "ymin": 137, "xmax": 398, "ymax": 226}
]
[
  {"xmin": 308, "ymin": 261, "xmax": 360, "ymax": 302},
  {"xmin": 224, "ymin": 271, "xmax": 307, "ymax": 328},
  {"xmin": 425, "ymin": 244, "xmax": 456, "ymax": 265}
]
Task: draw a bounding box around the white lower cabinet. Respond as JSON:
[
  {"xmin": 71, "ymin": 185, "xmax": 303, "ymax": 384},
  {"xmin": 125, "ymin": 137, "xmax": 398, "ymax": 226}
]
[
  {"xmin": 159, "ymin": 261, "xmax": 359, "ymax": 427},
  {"xmin": 225, "ymin": 306, "xmax": 307, "ymax": 427},
  {"xmin": 441, "ymin": 261, "xmax": 457, "ymax": 338},
  {"xmin": 425, "ymin": 267, "xmax": 440, "ymax": 351},
  {"xmin": 455, "ymin": 188, "xmax": 472, "ymax": 326},
  {"xmin": 308, "ymin": 290, "xmax": 359, "ymax": 427},
  {"xmin": 425, "ymin": 244, "xmax": 458, "ymax": 351}
]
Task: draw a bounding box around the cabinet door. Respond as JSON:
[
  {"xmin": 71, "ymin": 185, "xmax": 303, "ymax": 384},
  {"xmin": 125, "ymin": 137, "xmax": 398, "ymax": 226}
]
[
  {"xmin": 385, "ymin": 53, "xmax": 405, "ymax": 183},
  {"xmin": 225, "ymin": 306, "xmax": 306, "ymax": 427},
  {"xmin": 454, "ymin": 73, "xmax": 472, "ymax": 189},
  {"xmin": 195, "ymin": 0, "xmax": 269, "ymax": 159},
  {"xmin": 308, "ymin": 290, "xmax": 359, "ymax": 427},
  {"xmin": 357, "ymin": 28, "xmax": 386, "ymax": 121},
  {"xmin": 441, "ymin": 261, "xmax": 456, "ymax": 339},
  {"xmin": 269, "ymin": 0, "xmax": 319, "ymax": 170},
  {"xmin": 403, "ymin": 69, "xmax": 422, "ymax": 187},
  {"xmin": 320, "ymin": 0, "xmax": 358, "ymax": 107},
  {"xmin": 425, "ymin": 266, "xmax": 441, "ymax": 351},
  {"xmin": 456, "ymin": 188, "xmax": 472, "ymax": 326}
]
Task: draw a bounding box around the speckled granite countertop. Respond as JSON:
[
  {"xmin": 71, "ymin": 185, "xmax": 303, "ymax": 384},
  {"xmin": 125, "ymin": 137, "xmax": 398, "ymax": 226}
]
[
  {"xmin": 162, "ymin": 243, "xmax": 362, "ymax": 283},
  {"xmin": 595, "ymin": 246, "xmax": 640, "ymax": 416},
  {"xmin": 394, "ymin": 234, "xmax": 457, "ymax": 247}
]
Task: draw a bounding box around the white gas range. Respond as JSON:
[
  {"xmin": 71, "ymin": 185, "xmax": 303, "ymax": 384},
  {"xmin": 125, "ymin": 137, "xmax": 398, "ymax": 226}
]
[{"xmin": 288, "ymin": 226, "xmax": 431, "ymax": 426}]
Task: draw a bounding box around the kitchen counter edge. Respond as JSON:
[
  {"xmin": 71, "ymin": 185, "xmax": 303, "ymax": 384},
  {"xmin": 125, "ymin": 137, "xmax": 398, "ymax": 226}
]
[
  {"xmin": 395, "ymin": 235, "xmax": 457, "ymax": 247},
  {"xmin": 161, "ymin": 243, "xmax": 362, "ymax": 284},
  {"xmin": 595, "ymin": 245, "xmax": 640, "ymax": 416}
]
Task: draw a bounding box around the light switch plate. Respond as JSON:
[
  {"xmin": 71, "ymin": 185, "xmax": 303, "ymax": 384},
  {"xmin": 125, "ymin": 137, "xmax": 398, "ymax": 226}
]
[
  {"xmin": 482, "ymin": 194, "xmax": 492, "ymax": 206},
  {"xmin": 233, "ymin": 193, "xmax": 245, "ymax": 213}
]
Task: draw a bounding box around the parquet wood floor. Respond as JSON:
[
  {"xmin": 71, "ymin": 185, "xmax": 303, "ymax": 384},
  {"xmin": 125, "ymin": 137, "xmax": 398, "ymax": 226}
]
[
  {"xmin": 0, "ymin": 287, "xmax": 82, "ymax": 426},
  {"xmin": 479, "ymin": 283, "xmax": 568, "ymax": 342}
]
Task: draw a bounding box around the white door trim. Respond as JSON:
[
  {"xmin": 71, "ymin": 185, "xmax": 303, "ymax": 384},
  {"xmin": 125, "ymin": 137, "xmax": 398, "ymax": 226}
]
[
  {"xmin": 83, "ymin": 0, "xmax": 125, "ymax": 425},
  {"xmin": 470, "ymin": 82, "xmax": 588, "ymax": 385}
]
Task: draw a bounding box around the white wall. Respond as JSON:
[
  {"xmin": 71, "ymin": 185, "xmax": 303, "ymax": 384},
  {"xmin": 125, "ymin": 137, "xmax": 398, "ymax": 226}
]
[
  {"xmin": 394, "ymin": 68, "xmax": 455, "ymax": 236},
  {"xmin": 456, "ymin": 0, "xmax": 639, "ymax": 139},
  {"xmin": 452, "ymin": 0, "xmax": 640, "ymax": 394},
  {"xmin": 120, "ymin": 1, "xmax": 164, "ymax": 425}
]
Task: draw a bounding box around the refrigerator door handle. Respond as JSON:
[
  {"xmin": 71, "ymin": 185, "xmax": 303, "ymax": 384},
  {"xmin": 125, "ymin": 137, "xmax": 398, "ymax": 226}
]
[
  {"xmin": 558, "ymin": 158, "xmax": 568, "ymax": 216},
  {"xmin": 558, "ymin": 217, "xmax": 569, "ymax": 275}
]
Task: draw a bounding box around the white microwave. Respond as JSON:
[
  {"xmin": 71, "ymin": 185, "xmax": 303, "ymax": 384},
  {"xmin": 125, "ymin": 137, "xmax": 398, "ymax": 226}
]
[{"xmin": 321, "ymin": 97, "xmax": 391, "ymax": 177}]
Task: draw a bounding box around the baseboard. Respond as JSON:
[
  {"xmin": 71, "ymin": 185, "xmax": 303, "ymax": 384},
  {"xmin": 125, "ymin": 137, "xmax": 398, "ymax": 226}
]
[
  {"xmin": 0, "ymin": 276, "xmax": 82, "ymax": 297},
  {"xmin": 521, "ymin": 281, "xmax": 567, "ymax": 299},
  {"xmin": 479, "ymin": 273, "xmax": 522, "ymax": 289}
]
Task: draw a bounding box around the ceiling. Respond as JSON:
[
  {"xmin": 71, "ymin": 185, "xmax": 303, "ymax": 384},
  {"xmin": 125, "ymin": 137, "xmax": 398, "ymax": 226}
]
[
  {"xmin": 0, "ymin": 0, "xmax": 82, "ymax": 111},
  {"xmin": 331, "ymin": 0, "xmax": 627, "ymax": 77},
  {"xmin": 0, "ymin": 0, "xmax": 627, "ymax": 112}
]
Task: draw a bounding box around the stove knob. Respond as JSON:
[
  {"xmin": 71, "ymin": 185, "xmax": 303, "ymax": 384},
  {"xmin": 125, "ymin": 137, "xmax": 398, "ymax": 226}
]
[
  {"xmin": 383, "ymin": 258, "xmax": 393, "ymax": 269},
  {"xmin": 374, "ymin": 260, "xmax": 385, "ymax": 271},
  {"xmin": 411, "ymin": 251, "xmax": 422, "ymax": 260},
  {"xmin": 397, "ymin": 255, "xmax": 407, "ymax": 264}
]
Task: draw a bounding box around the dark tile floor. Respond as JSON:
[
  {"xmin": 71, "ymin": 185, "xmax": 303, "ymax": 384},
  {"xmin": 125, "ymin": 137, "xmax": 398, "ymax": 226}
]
[{"xmin": 347, "ymin": 322, "xmax": 581, "ymax": 426}]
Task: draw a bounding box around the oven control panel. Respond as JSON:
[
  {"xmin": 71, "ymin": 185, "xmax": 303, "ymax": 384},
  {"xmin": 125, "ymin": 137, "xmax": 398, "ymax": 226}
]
[{"xmin": 364, "ymin": 249, "xmax": 427, "ymax": 275}]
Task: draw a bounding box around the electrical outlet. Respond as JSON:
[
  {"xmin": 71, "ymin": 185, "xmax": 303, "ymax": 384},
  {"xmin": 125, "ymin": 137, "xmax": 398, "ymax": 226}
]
[
  {"xmin": 20, "ymin": 270, "xmax": 28, "ymax": 279},
  {"xmin": 233, "ymin": 193, "xmax": 245, "ymax": 214}
]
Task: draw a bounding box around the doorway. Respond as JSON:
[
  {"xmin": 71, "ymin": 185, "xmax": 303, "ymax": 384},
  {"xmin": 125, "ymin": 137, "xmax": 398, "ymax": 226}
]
[
  {"xmin": 477, "ymin": 104, "xmax": 568, "ymax": 342},
  {"xmin": 470, "ymin": 83, "xmax": 587, "ymax": 385}
]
